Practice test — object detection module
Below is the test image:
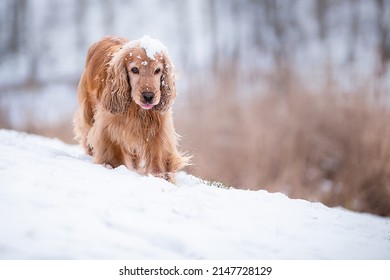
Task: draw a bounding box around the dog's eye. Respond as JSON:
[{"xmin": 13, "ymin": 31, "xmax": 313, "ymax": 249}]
[
  {"xmin": 154, "ymin": 68, "xmax": 161, "ymax": 75},
  {"xmin": 131, "ymin": 67, "xmax": 139, "ymax": 74}
]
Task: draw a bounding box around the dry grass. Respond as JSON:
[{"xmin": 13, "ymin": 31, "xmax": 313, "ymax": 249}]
[
  {"xmin": 176, "ymin": 73, "xmax": 390, "ymax": 216},
  {"xmin": 23, "ymin": 120, "xmax": 75, "ymax": 144}
]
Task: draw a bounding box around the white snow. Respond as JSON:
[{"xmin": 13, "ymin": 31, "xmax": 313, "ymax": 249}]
[
  {"xmin": 127, "ymin": 35, "xmax": 167, "ymax": 61},
  {"xmin": 0, "ymin": 129, "xmax": 389, "ymax": 260}
]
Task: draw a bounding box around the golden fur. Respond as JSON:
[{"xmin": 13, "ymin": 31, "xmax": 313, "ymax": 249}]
[{"xmin": 73, "ymin": 35, "xmax": 189, "ymax": 183}]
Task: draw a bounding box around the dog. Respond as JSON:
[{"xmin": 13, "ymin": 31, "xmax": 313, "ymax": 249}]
[{"xmin": 73, "ymin": 35, "xmax": 189, "ymax": 183}]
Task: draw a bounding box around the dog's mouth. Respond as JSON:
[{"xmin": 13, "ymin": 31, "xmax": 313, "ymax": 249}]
[{"xmin": 140, "ymin": 103, "xmax": 154, "ymax": 110}]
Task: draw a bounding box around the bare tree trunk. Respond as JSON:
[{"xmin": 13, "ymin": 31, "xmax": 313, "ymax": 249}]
[
  {"xmin": 24, "ymin": 0, "xmax": 39, "ymax": 86},
  {"xmin": 208, "ymin": 0, "xmax": 219, "ymax": 73},
  {"xmin": 315, "ymin": 0, "xmax": 328, "ymax": 40},
  {"xmin": 8, "ymin": 0, "xmax": 27, "ymax": 54},
  {"xmin": 376, "ymin": 0, "xmax": 390, "ymax": 76},
  {"xmin": 268, "ymin": 0, "xmax": 294, "ymax": 95}
]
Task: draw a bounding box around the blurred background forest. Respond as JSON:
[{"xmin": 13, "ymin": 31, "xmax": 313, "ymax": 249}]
[{"xmin": 1, "ymin": 0, "xmax": 390, "ymax": 216}]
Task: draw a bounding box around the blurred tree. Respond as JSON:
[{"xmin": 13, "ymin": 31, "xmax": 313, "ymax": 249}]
[
  {"xmin": 4, "ymin": 0, "xmax": 27, "ymax": 55},
  {"xmin": 208, "ymin": 0, "xmax": 218, "ymax": 72},
  {"xmin": 376, "ymin": 0, "xmax": 390, "ymax": 75},
  {"xmin": 315, "ymin": 0, "xmax": 328, "ymax": 40},
  {"xmin": 24, "ymin": 0, "xmax": 39, "ymax": 86},
  {"xmin": 266, "ymin": 0, "xmax": 297, "ymax": 95},
  {"xmin": 347, "ymin": 0, "xmax": 360, "ymax": 65}
]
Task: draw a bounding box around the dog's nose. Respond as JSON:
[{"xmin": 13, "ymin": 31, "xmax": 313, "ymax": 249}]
[{"xmin": 142, "ymin": 92, "xmax": 154, "ymax": 103}]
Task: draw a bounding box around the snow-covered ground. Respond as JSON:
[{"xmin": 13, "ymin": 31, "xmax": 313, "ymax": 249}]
[{"xmin": 0, "ymin": 129, "xmax": 389, "ymax": 259}]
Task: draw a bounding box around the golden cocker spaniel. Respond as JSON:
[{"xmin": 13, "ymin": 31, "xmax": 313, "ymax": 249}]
[{"xmin": 73, "ymin": 35, "xmax": 189, "ymax": 183}]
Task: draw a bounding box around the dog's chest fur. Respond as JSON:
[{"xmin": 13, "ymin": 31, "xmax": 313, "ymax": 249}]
[{"xmin": 102, "ymin": 103, "xmax": 166, "ymax": 152}]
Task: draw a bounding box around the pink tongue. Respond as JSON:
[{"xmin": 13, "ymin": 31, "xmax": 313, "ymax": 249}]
[{"xmin": 142, "ymin": 104, "xmax": 153, "ymax": 109}]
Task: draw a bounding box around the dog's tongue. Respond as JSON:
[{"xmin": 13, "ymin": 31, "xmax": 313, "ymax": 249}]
[{"xmin": 141, "ymin": 104, "xmax": 154, "ymax": 110}]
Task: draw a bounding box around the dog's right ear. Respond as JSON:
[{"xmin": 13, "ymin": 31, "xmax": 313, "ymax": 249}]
[{"xmin": 102, "ymin": 51, "xmax": 131, "ymax": 114}]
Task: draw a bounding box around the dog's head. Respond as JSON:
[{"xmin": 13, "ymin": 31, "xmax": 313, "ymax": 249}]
[{"xmin": 102, "ymin": 36, "xmax": 176, "ymax": 114}]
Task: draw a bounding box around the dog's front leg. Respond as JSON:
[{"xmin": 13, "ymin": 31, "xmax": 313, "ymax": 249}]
[{"xmin": 87, "ymin": 125, "xmax": 124, "ymax": 168}]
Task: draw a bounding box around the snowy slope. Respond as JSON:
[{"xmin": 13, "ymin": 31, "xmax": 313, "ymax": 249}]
[{"xmin": 0, "ymin": 129, "xmax": 389, "ymax": 260}]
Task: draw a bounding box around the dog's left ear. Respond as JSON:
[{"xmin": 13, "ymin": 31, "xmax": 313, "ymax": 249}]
[{"xmin": 155, "ymin": 51, "xmax": 176, "ymax": 112}]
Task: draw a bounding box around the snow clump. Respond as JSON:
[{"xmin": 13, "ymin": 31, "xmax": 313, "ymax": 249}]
[{"xmin": 127, "ymin": 35, "xmax": 167, "ymax": 60}]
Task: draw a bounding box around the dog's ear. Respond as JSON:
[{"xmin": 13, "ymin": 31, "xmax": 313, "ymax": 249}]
[
  {"xmin": 155, "ymin": 51, "xmax": 176, "ymax": 112},
  {"xmin": 102, "ymin": 51, "xmax": 131, "ymax": 114}
]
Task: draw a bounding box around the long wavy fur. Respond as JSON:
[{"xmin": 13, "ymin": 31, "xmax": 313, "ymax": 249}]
[{"xmin": 73, "ymin": 36, "xmax": 189, "ymax": 183}]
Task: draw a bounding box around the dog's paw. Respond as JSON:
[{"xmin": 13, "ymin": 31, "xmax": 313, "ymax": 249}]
[
  {"xmin": 154, "ymin": 172, "xmax": 176, "ymax": 184},
  {"xmin": 103, "ymin": 163, "xmax": 113, "ymax": 169}
]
